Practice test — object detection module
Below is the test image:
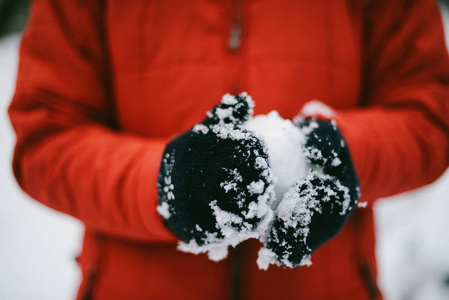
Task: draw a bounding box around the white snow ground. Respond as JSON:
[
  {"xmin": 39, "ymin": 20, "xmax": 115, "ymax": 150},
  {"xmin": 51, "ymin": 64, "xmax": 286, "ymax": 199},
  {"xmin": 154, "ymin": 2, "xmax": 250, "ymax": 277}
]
[
  {"xmin": 1, "ymin": 9, "xmax": 449, "ymax": 300},
  {"xmin": 0, "ymin": 35, "xmax": 83, "ymax": 300}
]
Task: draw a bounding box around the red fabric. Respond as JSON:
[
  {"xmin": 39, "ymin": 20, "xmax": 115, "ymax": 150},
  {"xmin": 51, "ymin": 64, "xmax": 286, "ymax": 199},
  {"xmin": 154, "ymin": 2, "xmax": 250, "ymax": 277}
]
[{"xmin": 8, "ymin": 0, "xmax": 449, "ymax": 299}]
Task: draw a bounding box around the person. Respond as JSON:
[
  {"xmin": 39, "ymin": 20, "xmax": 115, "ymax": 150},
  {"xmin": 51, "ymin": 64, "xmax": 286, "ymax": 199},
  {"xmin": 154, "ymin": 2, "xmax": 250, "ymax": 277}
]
[{"xmin": 8, "ymin": 0, "xmax": 449, "ymax": 299}]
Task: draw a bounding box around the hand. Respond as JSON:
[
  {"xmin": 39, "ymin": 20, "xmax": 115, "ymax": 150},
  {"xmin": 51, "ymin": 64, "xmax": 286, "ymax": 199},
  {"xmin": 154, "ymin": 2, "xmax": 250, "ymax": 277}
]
[
  {"xmin": 157, "ymin": 93, "xmax": 275, "ymax": 261},
  {"xmin": 259, "ymin": 118, "xmax": 360, "ymax": 269}
]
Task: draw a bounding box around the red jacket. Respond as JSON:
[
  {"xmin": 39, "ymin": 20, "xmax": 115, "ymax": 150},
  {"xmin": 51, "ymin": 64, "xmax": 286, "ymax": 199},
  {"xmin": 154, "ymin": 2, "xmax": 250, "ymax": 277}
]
[{"xmin": 9, "ymin": 0, "xmax": 449, "ymax": 299}]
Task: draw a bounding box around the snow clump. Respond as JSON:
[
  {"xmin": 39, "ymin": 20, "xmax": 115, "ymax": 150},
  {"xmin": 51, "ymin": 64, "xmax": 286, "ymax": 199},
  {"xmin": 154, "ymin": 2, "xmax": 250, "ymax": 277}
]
[
  {"xmin": 176, "ymin": 107, "xmax": 313, "ymax": 263},
  {"xmin": 244, "ymin": 111, "xmax": 311, "ymax": 209}
]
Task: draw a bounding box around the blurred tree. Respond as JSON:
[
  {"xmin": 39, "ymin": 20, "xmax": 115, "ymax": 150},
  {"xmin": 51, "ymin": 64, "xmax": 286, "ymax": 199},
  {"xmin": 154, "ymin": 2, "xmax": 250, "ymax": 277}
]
[{"xmin": 0, "ymin": 0, "xmax": 31, "ymax": 38}]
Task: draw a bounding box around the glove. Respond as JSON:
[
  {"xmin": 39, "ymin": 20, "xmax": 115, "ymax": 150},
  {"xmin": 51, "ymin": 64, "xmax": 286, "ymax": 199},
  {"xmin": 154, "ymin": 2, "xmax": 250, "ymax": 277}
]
[
  {"xmin": 258, "ymin": 118, "xmax": 360, "ymax": 269},
  {"xmin": 157, "ymin": 93, "xmax": 275, "ymax": 261}
]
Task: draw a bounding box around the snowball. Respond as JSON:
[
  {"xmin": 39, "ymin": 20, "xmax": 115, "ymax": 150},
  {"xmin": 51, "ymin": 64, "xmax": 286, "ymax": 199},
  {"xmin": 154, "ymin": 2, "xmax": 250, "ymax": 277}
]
[
  {"xmin": 244, "ymin": 111, "xmax": 311, "ymax": 208},
  {"xmin": 170, "ymin": 99, "xmax": 340, "ymax": 269}
]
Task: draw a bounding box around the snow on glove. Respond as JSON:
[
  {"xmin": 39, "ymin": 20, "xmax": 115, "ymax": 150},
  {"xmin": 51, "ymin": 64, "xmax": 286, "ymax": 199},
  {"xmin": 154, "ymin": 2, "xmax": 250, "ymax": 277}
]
[
  {"xmin": 299, "ymin": 118, "xmax": 360, "ymax": 191},
  {"xmin": 258, "ymin": 117, "xmax": 360, "ymax": 269},
  {"xmin": 157, "ymin": 93, "xmax": 275, "ymax": 261}
]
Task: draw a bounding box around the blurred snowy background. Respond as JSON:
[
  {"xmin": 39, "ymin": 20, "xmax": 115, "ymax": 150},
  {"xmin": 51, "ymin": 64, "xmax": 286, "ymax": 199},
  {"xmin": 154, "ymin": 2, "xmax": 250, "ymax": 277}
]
[
  {"xmin": 1, "ymin": 2, "xmax": 449, "ymax": 300},
  {"xmin": 0, "ymin": 37, "xmax": 83, "ymax": 299}
]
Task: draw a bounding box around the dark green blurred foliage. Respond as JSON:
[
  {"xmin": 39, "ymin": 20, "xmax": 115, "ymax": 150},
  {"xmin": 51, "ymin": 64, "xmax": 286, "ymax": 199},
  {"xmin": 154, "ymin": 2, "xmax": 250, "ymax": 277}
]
[
  {"xmin": 0, "ymin": 0, "xmax": 31, "ymax": 38},
  {"xmin": 441, "ymin": 0, "xmax": 449, "ymax": 8}
]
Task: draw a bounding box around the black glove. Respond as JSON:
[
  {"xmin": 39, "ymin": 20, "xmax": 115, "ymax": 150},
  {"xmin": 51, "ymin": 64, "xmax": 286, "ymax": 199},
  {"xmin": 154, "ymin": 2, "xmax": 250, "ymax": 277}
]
[
  {"xmin": 157, "ymin": 94, "xmax": 274, "ymax": 259},
  {"xmin": 261, "ymin": 118, "xmax": 360, "ymax": 268}
]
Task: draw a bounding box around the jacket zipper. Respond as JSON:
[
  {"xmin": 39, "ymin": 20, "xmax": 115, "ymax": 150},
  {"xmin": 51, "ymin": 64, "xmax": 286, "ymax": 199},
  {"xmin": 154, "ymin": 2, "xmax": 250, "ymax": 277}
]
[
  {"xmin": 229, "ymin": 22, "xmax": 242, "ymax": 51},
  {"xmin": 226, "ymin": 0, "xmax": 245, "ymax": 94},
  {"xmin": 228, "ymin": 0, "xmax": 243, "ymax": 52}
]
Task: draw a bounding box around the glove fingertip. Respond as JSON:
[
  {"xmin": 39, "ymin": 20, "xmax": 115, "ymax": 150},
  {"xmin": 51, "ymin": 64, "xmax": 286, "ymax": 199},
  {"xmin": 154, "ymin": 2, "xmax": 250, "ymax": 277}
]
[{"xmin": 203, "ymin": 92, "xmax": 254, "ymax": 127}]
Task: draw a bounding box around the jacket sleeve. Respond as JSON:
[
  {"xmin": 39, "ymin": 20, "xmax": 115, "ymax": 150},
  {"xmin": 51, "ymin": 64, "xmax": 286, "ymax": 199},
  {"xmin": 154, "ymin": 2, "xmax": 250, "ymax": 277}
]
[
  {"xmin": 8, "ymin": 0, "xmax": 177, "ymax": 243},
  {"xmin": 335, "ymin": 0, "xmax": 449, "ymax": 202}
]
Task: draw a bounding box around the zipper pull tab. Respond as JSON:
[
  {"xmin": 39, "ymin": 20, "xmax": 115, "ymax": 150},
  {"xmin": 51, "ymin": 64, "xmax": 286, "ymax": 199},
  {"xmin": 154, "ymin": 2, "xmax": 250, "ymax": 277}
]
[{"xmin": 229, "ymin": 22, "xmax": 242, "ymax": 52}]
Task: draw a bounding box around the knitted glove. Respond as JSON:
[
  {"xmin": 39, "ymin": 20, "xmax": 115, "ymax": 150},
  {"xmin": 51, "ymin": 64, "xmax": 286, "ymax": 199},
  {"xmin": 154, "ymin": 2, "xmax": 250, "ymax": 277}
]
[
  {"xmin": 259, "ymin": 118, "xmax": 360, "ymax": 269},
  {"xmin": 157, "ymin": 93, "xmax": 274, "ymax": 261}
]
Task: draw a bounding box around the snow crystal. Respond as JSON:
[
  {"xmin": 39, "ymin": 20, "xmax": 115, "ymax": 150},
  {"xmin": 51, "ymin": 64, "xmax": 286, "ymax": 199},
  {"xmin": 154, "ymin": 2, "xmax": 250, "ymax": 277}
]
[
  {"xmin": 331, "ymin": 157, "xmax": 342, "ymax": 167},
  {"xmin": 211, "ymin": 124, "xmax": 252, "ymax": 141},
  {"xmin": 178, "ymin": 237, "xmax": 234, "ymax": 262},
  {"xmin": 298, "ymin": 119, "xmax": 319, "ymax": 135},
  {"xmin": 276, "ymin": 176, "xmax": 322, "ymax": 229},
  {"xmin": 193, "ymin": 124, "xmax": 209, "ymax": 134},
  {"xmin": 358, "ymin": 201, "xmax": 368, "ymax": 208},
  {"xmin": 242, "ymin": 201, "xmax": 258, "ymax": 219},
  {"xmin": 298, "ymin": 255, "xmax": 313, "ymax": 267},
  {"xmin": 333, "ymin": 179, "xmax": 352, "ymax": 215},
  {"xmin": 221, "ymin": 93, "xmax": 239, "ymax": 105},
  {"xmin": 220, "ymin": 168, "xmax": 243, "ymax": 195},
  {"xmin": 256, "ymin": 185, "xmax": 275, "ymax": 218},
  {"xmin": 210, "ymin": 200, "xmax": 245, "ymax": 235},
  {"xmin": 220, "ymin": 182, "xmax": 237, "ymax": 193},
  {"xmin": 228, "ymin": 168, "xmax": 243, "ymax": 182},
  {"xmin": 255, "ymin": 156, "xmax": 269, "ymax": 170},
  {"xmin": 156, "ymin": 202, "xmax": 171, "ymax": 219},
  {"xmin": 300, "ymin": 100, "xmax": 335, "ymax": 119},
  {"xmin": 257, "ymin": 246, "xmax": 312, "ymax": 270},
  {"xmin": 215, "ymin": 107, "xmax": 234, "ymax": 121},
  {"xmin": 248, "ymin": 180, "xmax": 265, "ymax": 195},
  {"xmin": 229, "ymin": 92, "xmax": 255, "ymax": 113},
  {"xmin": 257, "ymin": 247, "xmax": 278, "ymax": 270}
]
